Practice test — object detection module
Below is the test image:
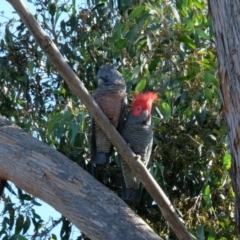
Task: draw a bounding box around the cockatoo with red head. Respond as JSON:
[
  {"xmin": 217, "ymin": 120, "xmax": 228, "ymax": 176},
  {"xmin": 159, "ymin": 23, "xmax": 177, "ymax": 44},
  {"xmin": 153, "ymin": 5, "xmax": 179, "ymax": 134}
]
[{"xmin": 120, "ymin": 92, "xmax": 158, "ymax": 201}]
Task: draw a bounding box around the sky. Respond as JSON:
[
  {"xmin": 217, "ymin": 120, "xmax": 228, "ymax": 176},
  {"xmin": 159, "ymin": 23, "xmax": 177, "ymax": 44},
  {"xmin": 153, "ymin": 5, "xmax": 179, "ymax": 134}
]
[{"xmin": 0, "ymin": 1, "xmax": 82, "ymax": 239}]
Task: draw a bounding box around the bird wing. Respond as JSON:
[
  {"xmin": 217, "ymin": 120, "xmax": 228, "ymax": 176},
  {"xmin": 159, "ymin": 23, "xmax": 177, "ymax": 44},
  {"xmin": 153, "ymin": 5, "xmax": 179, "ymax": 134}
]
[
  {"xmin": 90, "ymin": 118, "xmax": 111, "ymax": 166},
  {"xmin": 117, "ymin": 94, "xmax": 128, "ymax": 131},
  {"xmin": 144, "ymin": 137, "xmax": 153, "ymax": 166}
]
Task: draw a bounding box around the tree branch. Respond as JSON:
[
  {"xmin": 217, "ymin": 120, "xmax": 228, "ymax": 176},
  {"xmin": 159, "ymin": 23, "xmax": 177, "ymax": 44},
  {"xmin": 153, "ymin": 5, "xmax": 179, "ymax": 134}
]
[
  {"xmin": 0, "ymin": 117, "xmax": 161, "ymax": 240},
  {"xmin": 6, "ymin": 0, "xmax": 193, "ymax": 239}
]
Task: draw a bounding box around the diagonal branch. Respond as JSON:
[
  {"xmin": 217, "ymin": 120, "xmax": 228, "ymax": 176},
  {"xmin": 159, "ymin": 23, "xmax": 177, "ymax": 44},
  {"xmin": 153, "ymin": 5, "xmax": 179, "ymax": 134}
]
[{"xmin": 6, "ymin": 0, "xmax": 193, "ymax": 239}]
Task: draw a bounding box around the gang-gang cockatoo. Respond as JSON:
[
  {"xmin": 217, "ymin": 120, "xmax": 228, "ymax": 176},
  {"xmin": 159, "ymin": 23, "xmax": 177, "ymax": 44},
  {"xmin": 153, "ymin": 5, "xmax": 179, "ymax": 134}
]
[
  {"xmin": 91, "ymin": 65, "xmax": 127, "ymax": 166},
  {"xmin": 120, "ymin": 92, "xmax": 157, "ymax": 201}
]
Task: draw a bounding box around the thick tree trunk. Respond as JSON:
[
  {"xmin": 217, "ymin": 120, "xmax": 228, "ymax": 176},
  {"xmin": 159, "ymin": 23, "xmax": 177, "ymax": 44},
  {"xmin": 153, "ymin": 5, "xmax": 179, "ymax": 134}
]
[
  {"xmin": 0, "ymin": 117, "xmax": 162, "ymax": 240},
  {"xmin": 208, "ymin": 0, "xmax": 240, "ymax": 237}
]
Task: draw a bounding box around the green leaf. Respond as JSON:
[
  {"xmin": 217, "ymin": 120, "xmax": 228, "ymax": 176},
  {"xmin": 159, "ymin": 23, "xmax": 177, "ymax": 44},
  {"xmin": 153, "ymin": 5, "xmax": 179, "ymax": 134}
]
[
  {"xmin": 91, "ymin": 3, "xmax": 105, "ymax": 12},
  {"xmin": 22, "ymin": 217, "xmax": 31, "ymax": 235},
  {"xmin": 3, "ymin": 203, "xmax": 15, "ymax": 215},
  {"xmin": 5, "ymin": 27, "xmax": 14, "ymax": 46},
  {"xmin": 178, "ymin": 35, "xmax": 196, "ymax": 49},
  {"xmin": 60, "ymin": 20, "xmax": 66, "ymax": 37},
  {"xmin": 78, "ymin": 112, "xmax": 86, "ymax": 132},
  {"xmin": 223, "ymin": 152, "xmax": 231, "ymax": 169},
  {"xmin": 61, "ymin": 88, "xmax": 67, "ymax": 96},
  {"xmin": 184, "ymin": 18, "xmax": 194, "ymax": 31},
  {"xmin": 196, "ymin": 29, "xmax": 209, "ymax": 40},
  {"xmin": 135, "ymin": 79, "xmax": 146, "ymax": 92},
  {"xmin": 46, "ymin": 60, "xmax": 51, "ymax": 76},
  {"xmin": 160, "ymin": 102, "xmax": 171, "ymax": 121},
  {"xmin": 202, "ymin": 72, "xmax": 219, "ymax": 86},
  {"xmin": 48, "ymin": 114, "xmax": 61, "ymax": 133},
  {"xmin": 92, "ymin": 37, "xmax": 103, "ymax": 46},
  {"xmin": 115, "ymin": 39, "xmax": 127, "ymax": 49},
  {"xmin": 62, "ymin": 110, "xmax": 72, "ymax": 121},
  {"xmin": 15, "ymin": 215, "xmax": 24, "ymax": 234},
  {"xmin": 56, "ymin": 126, "xmax": 64, "ymax": 139},
  {"xmin": 129, "ymin": 6, "xmax": 145, "ymax": 19},
  {"xmin": 18, "ymin": 99, "xmax": 24, "ymax": 105},
  {"xmin": 131, "ymin": 65, "xmax": 140, "ymax": 80},
  {"xmin": 49, "ymin": 3, "xmax": 57, "ymax": 17},
  {"xmin": 114, "ymin": 22, "xmax": 123, "ymax": 37},
  {"xmin": 204, "ymin": 88, "xmax": 212, "ymax": 103},
  {"xmin": 1, "ymin": 39, "xmax": 4, "ymax": 50},
  {"xmin": 146, "ymin": 35, "xmax": 152, "ymax": 50},
  {"xmin": 202, "ymin": 185, "xmax": 212, "ymax": 208},
  {"xmin": 31, "ymin": 199, "xmax": 42, "ymax": 206},
  {"xmin": 125, "ymin": 27, "xmax": 137, "ymax": 42},
  {"xmin": 9, "ymin": 208, "xmax": 15, "ymax": 230},
  {"xmin": 60, "ymin": 218, "xmax": 71, "ymax": 238},
  {"xmin": 194, "ymin": 1, "xmax": 204, "ymax": 10},
  {"xmin": 31, "ymin": 209, "xmax": 41, "ymax": 220},
  {"xmin": 71, "ymin": 0, "xmax": 76, "ymax": 15},
  {"xmin": 69, "ymin": 15, "xmax": 77, "ymax": 32},
  {"xmin": 149, "ymin": 56, "xmax": 161, "ymax": 71},
  {"xmin": 170, "ymin": 5, "xmax": 180, "ymax": 23},
  {"xmin": 50, "ymin": 234, "xmax": 57, "ymax": 240},
  {"xmin": 70, "ymin": 121, "xmax": 78, "ymax": 144},
  {"xmin": 207, "ymin": 227, "xmax": 216, "ymax": 240},
  {"xmin": 28, "ymin": 61, "xmax": 34, "ymax": 75},
  {"xmin": 197, "ymin": 225, "xmax": 205, "ymax": 240},
  {"xmin": 19, "ymin": 194, "xmax": 33, "ymax": 201}
]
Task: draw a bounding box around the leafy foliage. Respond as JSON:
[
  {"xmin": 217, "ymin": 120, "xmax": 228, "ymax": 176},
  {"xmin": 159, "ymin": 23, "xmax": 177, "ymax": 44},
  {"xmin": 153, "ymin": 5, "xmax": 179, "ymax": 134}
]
[{"xmin": 0, "ymin": 0, "xmax": 235, "ymax": 239}]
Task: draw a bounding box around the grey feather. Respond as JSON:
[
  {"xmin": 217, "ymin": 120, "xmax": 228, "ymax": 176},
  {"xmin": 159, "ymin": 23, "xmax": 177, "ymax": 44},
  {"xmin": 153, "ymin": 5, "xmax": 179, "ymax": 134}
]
[
  {"xmin": 120, "ymin": 110, "xmax": 153, "ymax": 201},
  {"xmin": 91, "ymin": 65, "xmax": 126, "ymax": 166}
]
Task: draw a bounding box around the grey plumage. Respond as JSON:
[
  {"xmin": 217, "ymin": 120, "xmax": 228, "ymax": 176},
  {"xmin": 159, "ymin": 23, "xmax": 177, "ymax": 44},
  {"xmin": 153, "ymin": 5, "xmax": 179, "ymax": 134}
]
[
  {"xmin": 120, "ymin": 109, "xmax": 153, "ymax": 201},
  {"xmin": 91, "ymin": 65, "xmax": 127, "ymax": 166}
]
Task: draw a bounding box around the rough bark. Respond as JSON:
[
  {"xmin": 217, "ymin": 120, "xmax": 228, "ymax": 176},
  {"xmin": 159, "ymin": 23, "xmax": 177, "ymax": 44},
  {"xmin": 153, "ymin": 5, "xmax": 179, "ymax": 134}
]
[
  {"xmin": 0, "ymin": 117, "xmax": 162, "ymax": 240},
  {"xmin": 5, "ymin": 0, "xmax": 193, "ymax": 239},
  {"xmin": 208, "ymin": 0, "xmax": 240, "ymax": 238}
]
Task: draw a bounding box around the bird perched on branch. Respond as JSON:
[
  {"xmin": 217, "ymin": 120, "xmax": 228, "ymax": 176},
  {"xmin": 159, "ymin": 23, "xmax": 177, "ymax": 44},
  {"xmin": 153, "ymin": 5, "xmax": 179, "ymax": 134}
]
[
  {"xmin": 91, "ymin": 65, "xmax": 127, "ymax": 166},
  {"xmin": 120, "ymin": 92, "xmax": 158, "ymax": 201}
]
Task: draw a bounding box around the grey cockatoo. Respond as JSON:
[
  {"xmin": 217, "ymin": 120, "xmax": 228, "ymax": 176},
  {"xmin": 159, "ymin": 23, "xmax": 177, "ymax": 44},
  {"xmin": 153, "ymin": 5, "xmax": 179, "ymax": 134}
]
[
  {"xmin": 91, "ymin": 65, "xmax": 127, "ymax": 166},
  {"xmin": 120, "ymin": 92, "xmax": 158, "ymax": 201}
]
